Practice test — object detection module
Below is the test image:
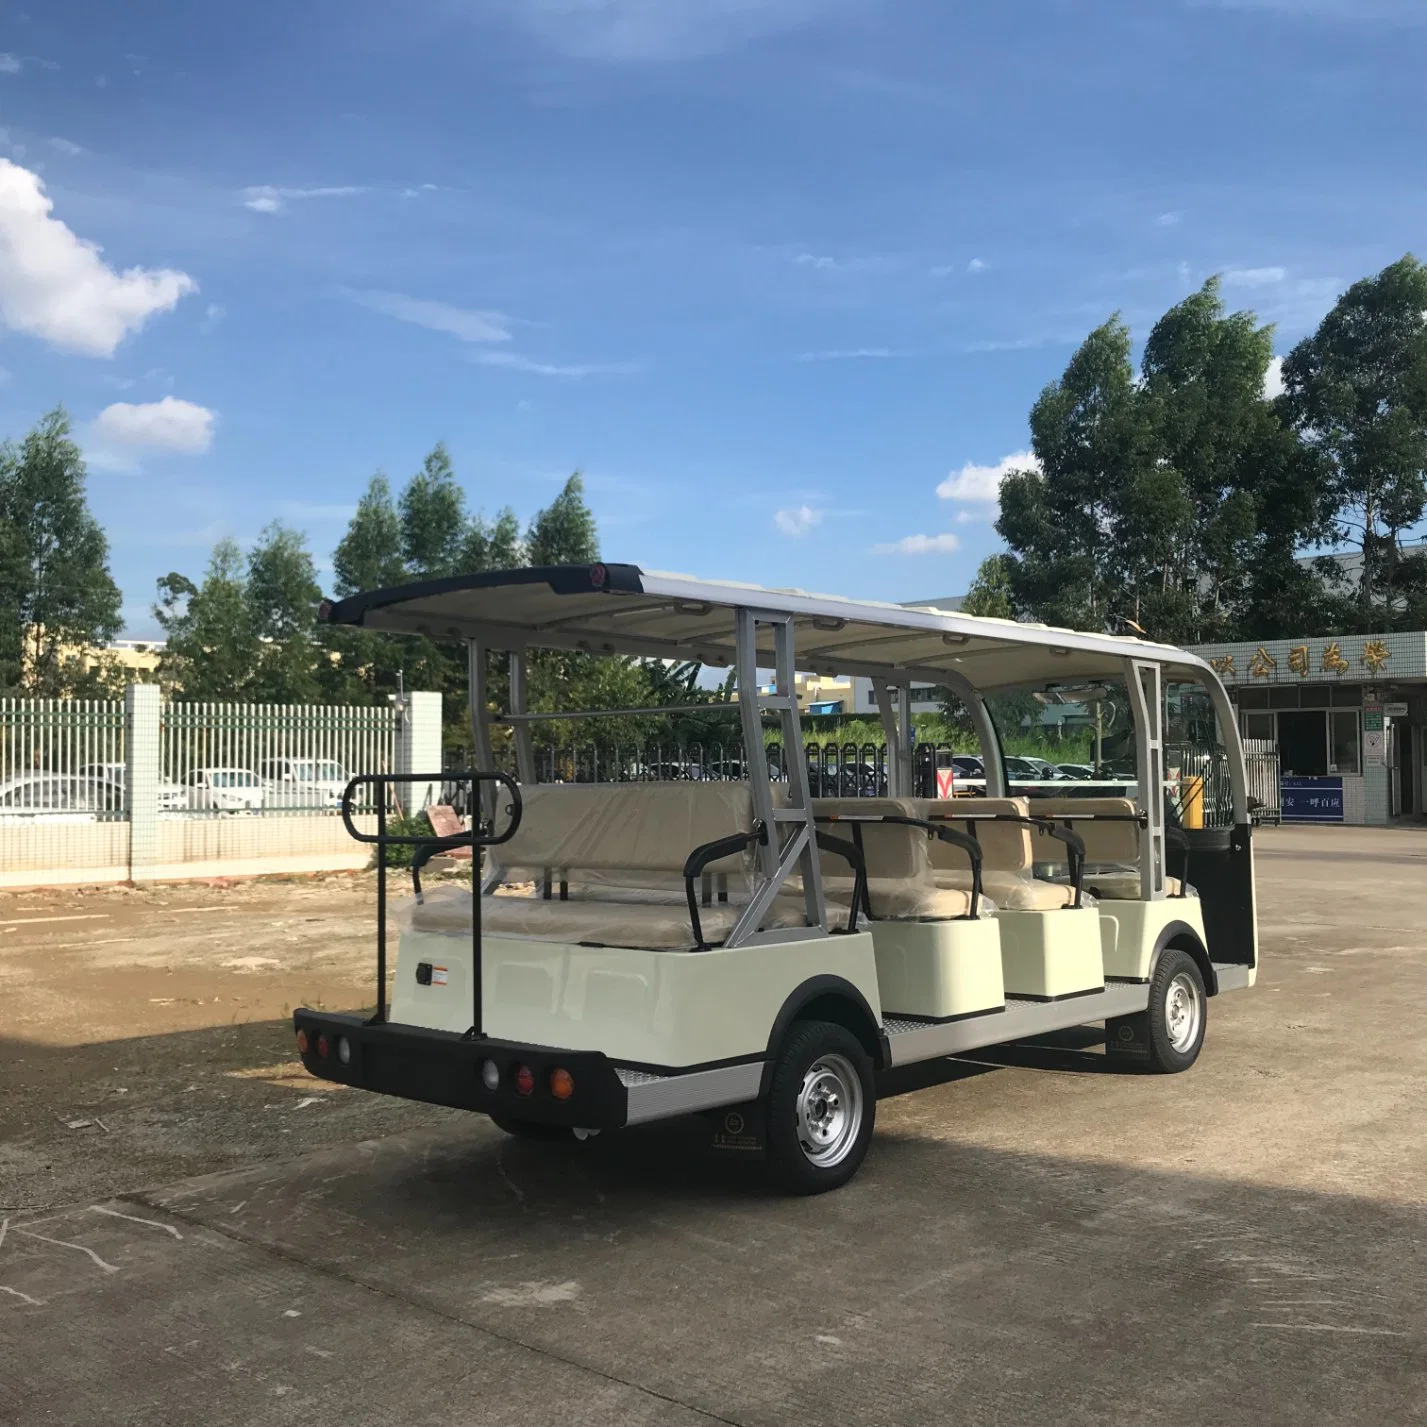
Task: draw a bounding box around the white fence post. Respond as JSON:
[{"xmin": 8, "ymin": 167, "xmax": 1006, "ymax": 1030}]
[
  {"xmin": 126, "ymin": 683, "xmax": 161, "ymax": 880},
  {"xmin": 396, "ymin": 691, "xmax": 443, "ymax": 814}
]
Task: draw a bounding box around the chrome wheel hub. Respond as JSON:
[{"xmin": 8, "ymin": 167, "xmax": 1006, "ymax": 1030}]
[
  {"xmin": 795, "ymin": 1053, "xmax": 863, "ymax": 1168},
  {"xmin": 1165, "ymin": 971, "xmax": 1203, "ymax": 1053}
]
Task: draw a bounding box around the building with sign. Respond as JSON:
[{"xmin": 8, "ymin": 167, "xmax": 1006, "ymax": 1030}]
[{"xmin": 1189, "ymin": 630, "xmax": 1426, "ymax": 825}]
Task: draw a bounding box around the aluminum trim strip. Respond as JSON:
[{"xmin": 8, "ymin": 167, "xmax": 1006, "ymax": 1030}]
[
  {"xmin": 622, "ymin": 1062, "xmax": 764, "ymax": 1125},
  {"xmin": 1212, "ymin": 962, "xmax": 1252, "ymax": 993}
]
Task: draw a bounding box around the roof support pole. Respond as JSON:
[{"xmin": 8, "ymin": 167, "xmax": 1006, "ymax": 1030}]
[
  {"xmin": 727, "ymin": 608, "xmax": 827, "ymax": 945},
  {"xmin": 508, "ymin": 651, "xmax": 537, "ymax": 787},
  {"xmin": 466, "ymin": 639, "xmax": 495, "ymax": 824},
  {"xmin": 939, "ymin": 670, "xmax": 1005, "ymax": 798},
  {"xmin": 1126, "ymin": 658, "xmax": 1166, "ymax": 900},
  {"xmin": 872, "ymin": 681, "xmax": 913, "ymax": 798}
]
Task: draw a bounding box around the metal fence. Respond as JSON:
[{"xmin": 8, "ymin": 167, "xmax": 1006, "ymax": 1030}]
[
  {"xmin": 0, "ymin": 697, "xmax": 395, "ymax": 817},
  {"xmin": 161, "ymin": 703, "xmax": 395, "ymax": 815},
  {"xmin": 0, "ymin": 698, "xmax": 128, "ymax": 820}
]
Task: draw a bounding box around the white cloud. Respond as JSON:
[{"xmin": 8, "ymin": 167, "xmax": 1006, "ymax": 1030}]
[
  {"xmin": 1156, "ymin": 212, "xmax": 1182, "ymax": 227},
  {"xmin": 1224, "ymin": 266, "xmax": 1287, "ymax": 288},
  {"xmin": 795, "ymin": 251, "xmax": 838, "ymax": 270},
  {"xmin": 936, "ymin": 449, "xmax": 1039, "ymax": 503},
  {"xmin": 501, "ymin": 0, "xmax": 835, "ymax": 61},
  {"xmin": 1263, "ymin": 355, "xmax": 1286, "ymax": 400},
  {"xmin": 0, "ymin": 54, "xmax": 21, "ymax": 75},
  {"xmin": 874, "ymin": 532, "xmax": 961, "ymax": 555},
  {"xmin": 94, "ymin": 396, "xmax": 216, "ymax": 453},
  {"xmin": 242, "ymin": 184, "xmax": 366, "ymax": 214},
  {"xmin": 471, "ymin": 350, "xmax": 639, "ymax": 378},
  {"xmin": 0, "ymin": 159, "xmax": 196, "ymax": 356},
  {"xmin": 967, "ymin": 257, "xmax": 987, "ymax": 273},
  {"xmin": 796, "ymin": 347, "xmax": 896, "ymax": 362},
  {"xmin": 200, "ymin": 301, "xmax": 225, "ymax": 333},
  {"xmin": 774, "ymin": 504, "xmax": 823, "ymax": 537},
  {"xmin": 344, "ymin": 288, "xmax": 512, "ymax": 343},
  {"xmin": 49, "ymin": 137, "xmax": 85, "ymax": 156}
]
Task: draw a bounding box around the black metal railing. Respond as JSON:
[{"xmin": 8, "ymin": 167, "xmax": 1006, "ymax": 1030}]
[{"xmin": 341, "ymin": 771, "xmax": 522, "ymax": 1035}]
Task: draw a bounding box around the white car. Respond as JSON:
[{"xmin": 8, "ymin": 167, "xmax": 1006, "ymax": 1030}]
[
  {"xmin": 0, "ymin": 773, "xmax": 125, "ymax": 822},
  {"xmin": 78, "ymin": 762, "xmax": 187, "ymax": 811},
  {"xmin": 257, "ymin": 758, "xmax": 349, "ymax": 809},
  {"xmin": 182, "ymin": 767, "xmax": 266, "ymax": 812}
]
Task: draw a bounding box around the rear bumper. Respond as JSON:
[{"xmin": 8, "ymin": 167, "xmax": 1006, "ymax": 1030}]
[{"xmin": 292, "ymin": 1010, "xmax": 630, "ymax": 1129}]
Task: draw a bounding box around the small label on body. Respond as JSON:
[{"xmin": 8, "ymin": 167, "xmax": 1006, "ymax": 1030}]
[{"xmin": 431, "ymin": 966, "xmax": 449, "ymax": 986}]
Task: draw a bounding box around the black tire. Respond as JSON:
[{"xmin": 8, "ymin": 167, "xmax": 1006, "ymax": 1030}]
[
  {"xmin": 488, "ymin": 1114, "xmax": 574, "ymax": 1140},
  {"xmin": 765, "ymin": 1020, "xmax": 876, "ymax": 1195},
  {"xmin": 1144, "ymin": 948, "xmax": 1208, "ymax": 1073}
]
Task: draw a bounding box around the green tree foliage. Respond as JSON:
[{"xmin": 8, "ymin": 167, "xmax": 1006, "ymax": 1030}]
[
  {"xmin": 155, "ymin": 538, "xmax": 260, "ymax": 699},
  {"xmin": 997, "ymin": 284, "xmax": 1332, "ymax": 644},
  {"xmin": 399, "ymin": 443, "xmax": 467, "ymax": 578},
  {"xmin": 245, "ymin": 523, "xmax": 323, "ymax": 702},
  {"xmin": 526, "ymin": 473, "xmax": 599, "ymax": 566},
  {"xmin": 1283, "ymin": 255, "xmax": 1427, "ymax": 632},
  {"xmin": 960, "ymin": 554, "xmax": 1015, "ymax": 619},
  {"xmin": 0, "ymin": 408, "xmax": 122, "ymax": 695},
  {"xmin": 997, "ymin": 317, "xmax": 1151, "ymax": 631}
]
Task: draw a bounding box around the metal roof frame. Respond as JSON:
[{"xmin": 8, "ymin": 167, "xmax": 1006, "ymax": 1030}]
[{"xmin": 321, "ymin": 562, "xmax": 1219, "ymax": 692}]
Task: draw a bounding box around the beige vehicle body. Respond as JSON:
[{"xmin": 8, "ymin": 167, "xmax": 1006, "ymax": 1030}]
[{"xmin": 294, "ymin": 564, "xmax": 1257, "ymax": 1164}]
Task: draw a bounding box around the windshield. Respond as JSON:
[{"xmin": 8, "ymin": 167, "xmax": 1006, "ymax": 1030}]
[
  {"xmin": 291, "ymin": 762, "xmax": 345, "ymax": 781},
  {"xmin": 212, "ymin": 771, "xmax": 259, "ymax": 787}
]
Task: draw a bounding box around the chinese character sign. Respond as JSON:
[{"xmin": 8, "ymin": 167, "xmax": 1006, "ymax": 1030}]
[
  {"xmin": 1288, "ymin": 645, "xmax": 1310, "ymax": 676},
  {"xmin": 1321, "ymin": 642, "xmax": 1350, "ymax": 675},
  {"xmin": 1249, "ymin": 647, "xmax": 1277, "ymax": 678},
  {"xmin": 1362, "ymin": 640, "xmax": 1390, "ymax": 675}
]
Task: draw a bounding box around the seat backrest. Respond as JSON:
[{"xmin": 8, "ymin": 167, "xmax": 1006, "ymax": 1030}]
[
  {"xmin": 909, "ymin": 796, "xmax": 1033, "ymax": 876},
  {"xmin": 491, "ymin": 782, "xmax": 756, "ymax": 890},
  {"xmin": 1027, "ymin": 797, "xmax": 1141, "ymax": 868},
  {"xmin": 810, "ymin": 797, "xmax": 931, "ymax": 885}
]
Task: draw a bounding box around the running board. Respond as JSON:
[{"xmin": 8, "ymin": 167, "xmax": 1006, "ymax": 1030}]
[{"xmin": 883, "ymin": 983, "xmax": 1151, "ymax": 1068}]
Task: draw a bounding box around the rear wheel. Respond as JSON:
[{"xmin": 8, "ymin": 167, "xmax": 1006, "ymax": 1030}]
[
  {"xmin": 488, "ymin": 1114, "xmax": 574, "ymax": 1140},
  {"xmin": 765, "ymin": 1021, "xmax": 875, "ymax": 1195}
]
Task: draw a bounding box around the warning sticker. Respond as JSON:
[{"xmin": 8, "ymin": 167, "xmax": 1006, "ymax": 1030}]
[{"xmin": 431, "ymin": 966, "xmax": 449, "ymax": 986}]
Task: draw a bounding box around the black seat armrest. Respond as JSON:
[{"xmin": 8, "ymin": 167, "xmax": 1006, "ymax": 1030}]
[
  {"xmin": 682, "ymin": 823, "xmax": 767, "ymax": 949},
  {"xmin": 814, "ymin": 830, "xmax": 868, "ymax": 934},
  {"xmin": 1029, "ymin": 819, "xmax": 1087, "ymax": 909}
]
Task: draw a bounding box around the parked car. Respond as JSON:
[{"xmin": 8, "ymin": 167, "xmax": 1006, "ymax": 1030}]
[
  {"xmin": 1056, "ymin": 762, "xmax": 1096, "ymax": 780},
  {"xmin": 258, "ymin": 758, "xmax": 350, "ymax": 808},
  {"xmin": 0, "ymin": 773, "xmax": 125, "ymax": 821},
  {"xmin": 1004, "ymin": 755, "xmax": 1066, "ymax": 783},
  {"xmin": 182, "ymin": 767, "xmax": 266, "ymax": 811},
  {"xmin": 78, "ymin": 761, "xmax": 187, "ymax": 811}
]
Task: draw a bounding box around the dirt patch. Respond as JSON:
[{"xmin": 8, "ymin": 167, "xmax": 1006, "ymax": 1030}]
[{"xmin": 0, "ymin": 871, "xmax": 466, "ymax": 1209}]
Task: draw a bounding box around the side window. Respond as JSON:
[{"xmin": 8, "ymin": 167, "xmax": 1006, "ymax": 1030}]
[{"xmin": 1167, "ymin": 680, "xmax": 1234, "ymax": 828}]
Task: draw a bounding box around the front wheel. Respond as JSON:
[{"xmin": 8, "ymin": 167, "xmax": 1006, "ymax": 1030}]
[
  {"xmin": 1146, "ymin": 949, "xmax": 1207, "ymax": 1073},
  {"xmin": 765, "ymin": 1021, "xmax": 876, "ymax": 1195}
]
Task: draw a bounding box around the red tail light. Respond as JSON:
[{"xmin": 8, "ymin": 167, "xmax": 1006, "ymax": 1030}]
[
  {"xmin": 316, "ymin": 1033, "xmax": 331, "ymax": 1059},
  {"xmin": 514, "ymin": 1064, "xmax": 535, "ymax": 1096}
]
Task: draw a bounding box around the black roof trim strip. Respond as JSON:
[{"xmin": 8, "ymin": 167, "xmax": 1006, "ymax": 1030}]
[{"xmin": 321, "ymin": 563, "xmax": 646, "ymax": 626}]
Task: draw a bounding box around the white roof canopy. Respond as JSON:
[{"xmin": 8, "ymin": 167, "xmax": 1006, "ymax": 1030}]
[{"xmin": 321, "ymin": 563, "xmax": 1217, "ymax": 692}]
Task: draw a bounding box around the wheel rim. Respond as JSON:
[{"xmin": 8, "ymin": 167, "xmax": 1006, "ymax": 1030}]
[
  {"xmin": 1164, "ymin": 971, "xmax": 1203, "ymax": 1053},
  {"xmin": 795, "ymin": 1053, "xmax": 863, "ymax": 1168}
]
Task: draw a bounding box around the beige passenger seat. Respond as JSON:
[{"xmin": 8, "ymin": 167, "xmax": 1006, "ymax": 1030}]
[
  {"xmin": 907, "ymin": 797, "xmax": 1080, "ymax": 910},
  {"xmin": 809, "ymin": 797, "xmax": 986, "ymax": 921},
  {"xmin": 1026, "ymin": 797, "xmax": 1182, "ymax": 899},
  {"xmin": 410, "ymin": 782, "xmax": 809, "ymax": 951}
]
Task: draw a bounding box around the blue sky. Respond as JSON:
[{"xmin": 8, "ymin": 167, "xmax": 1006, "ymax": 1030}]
[{"xmin": 0, "ymin": 0, "xmax": 1424, "ymax": 638}]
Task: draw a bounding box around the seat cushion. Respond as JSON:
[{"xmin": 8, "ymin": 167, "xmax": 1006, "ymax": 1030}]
[
  {"xmin": 410, "ymin": 887, "xmax": 808, "ymax": 951},
  {"xmin": 933, "ymin": 869, "xmax": 1077, "ymax": 910},
  {"xmin": 1085, "ymin": 873, "xmax": 1183, "ymax": 901}
]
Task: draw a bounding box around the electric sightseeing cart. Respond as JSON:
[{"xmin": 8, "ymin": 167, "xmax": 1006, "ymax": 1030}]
[{"xmin": 295, "ymin": 564, "xmax": 1257, "ymax": 1194}]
